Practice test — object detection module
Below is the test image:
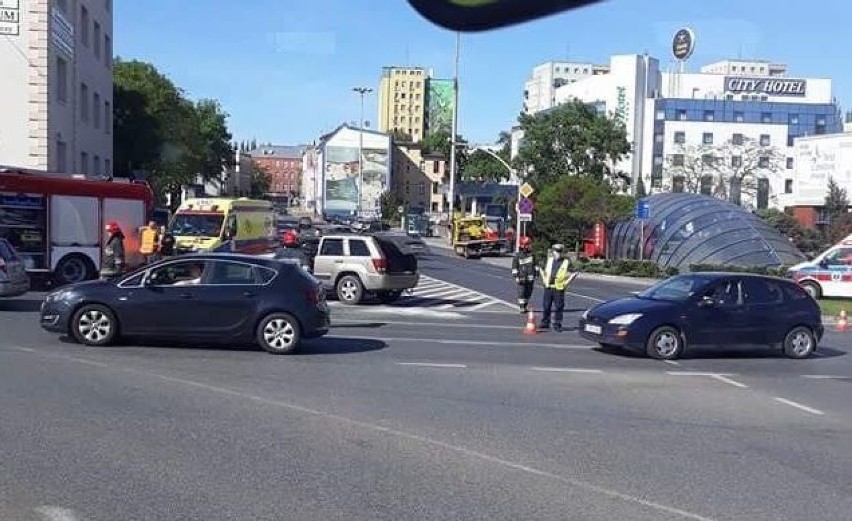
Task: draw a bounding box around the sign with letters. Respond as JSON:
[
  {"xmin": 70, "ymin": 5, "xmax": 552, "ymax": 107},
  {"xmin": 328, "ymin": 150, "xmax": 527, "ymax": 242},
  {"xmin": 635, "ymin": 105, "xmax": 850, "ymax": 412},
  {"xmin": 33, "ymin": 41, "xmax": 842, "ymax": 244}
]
[{"xmin": 724, "ymin": 77, "xmax": 807, "ymax": 97}]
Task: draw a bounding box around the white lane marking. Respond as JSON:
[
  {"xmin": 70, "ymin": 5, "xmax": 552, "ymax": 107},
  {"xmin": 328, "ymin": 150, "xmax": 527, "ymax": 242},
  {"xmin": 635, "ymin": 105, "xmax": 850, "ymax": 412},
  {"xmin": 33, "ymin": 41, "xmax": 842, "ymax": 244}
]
[
  {"xmin": 397, "ymin": 362, "xmax": 467, "ymax": 368},
  {"xmin": 566, "ymin": 291, "xmax": 605, "ymax": 303},
  {"xmin": 412, "ymin": 287, "xmax": 460, "ymax": 298},
  {"xmin": 419, "ymin": 275, "xmax": 516, "ymax": 310},
  {"xmin": 530, "ymin": 367, "xmax": 603, "ymax": 374},
  {"xmin": 333, "ymin": 320, "xmax": 522, "ymax": 330},
  {"xmin": 13, "ymin": 346, "xmax": 36, "ymax": 352},
  {"xmin": 710, "ymin": 374, "xmax": 749, "ymax": 389},
  {"xmin": 801, "ymin": 374, "xmax": 847, "ymax": 380},
  {"xmin": 664, "ymin": 360, "xmax": 680, "ymax": 366},
  {"xmin": 772, "ymin": 397, "xmax": 825, "ymax": 416},
  {"xmin": 335, "ymin": 307, "xmax": 464, "ymax": 319},
  {"xmin": 15, "ymin": 348, "xmax": 715, "ymax": 521},
  {"xmin": 334, "ymin": 335, "xmax": 596, "ymax": 350},
  {"xmin": 468, "ymin": 300, "xmax": 498, "ymax": 311},
  {"xmin": 35, "ymin": 506, "xmax": 81, "ymax": 521}
]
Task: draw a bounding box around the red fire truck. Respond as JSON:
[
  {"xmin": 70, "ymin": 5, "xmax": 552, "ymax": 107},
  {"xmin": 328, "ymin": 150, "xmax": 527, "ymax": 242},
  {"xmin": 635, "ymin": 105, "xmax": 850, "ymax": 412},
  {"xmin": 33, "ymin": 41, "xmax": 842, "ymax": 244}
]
[{"xmin": 0, "ymin": 168, "xmax": 154, "ymax": 284}]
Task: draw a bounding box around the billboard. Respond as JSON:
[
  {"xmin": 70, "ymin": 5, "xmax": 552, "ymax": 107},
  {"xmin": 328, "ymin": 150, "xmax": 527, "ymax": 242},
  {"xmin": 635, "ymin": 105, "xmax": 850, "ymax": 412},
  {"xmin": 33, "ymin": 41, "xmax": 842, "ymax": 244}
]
[
  {"xmin": 426, "ymin": 79, "xmax": 454, "ymax": 137},
  {"xmin": 322, "ymin": 127, "xmax": 390, "ymax": 217},
  {"xmin": 794, "ymin": 135, "xmax": 852, "ymax": 205}
]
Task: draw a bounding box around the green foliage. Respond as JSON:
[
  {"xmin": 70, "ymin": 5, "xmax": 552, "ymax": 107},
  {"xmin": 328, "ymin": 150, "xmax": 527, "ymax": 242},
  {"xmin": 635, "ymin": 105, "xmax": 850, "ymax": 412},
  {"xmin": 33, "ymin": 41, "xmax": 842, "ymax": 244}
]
[
  {"xmin": 515, "ymin": 100, "xmax": 631, "ymax": 187},
  {"xmin": 827, "ymin": 211, "xmax": 852, "ymax": 245},
  {"xmin": 250, "ymin": 162, "xmax": 271, "ymax": 198},
  {"xmin": 421, "ymin": 130, "xmax": 468, "ymax": 182},
  {"xmin": 380, "ymin": 190, "xmax": 405, "ymax": 223},
  {"xmin": 532, "ymin": 176, "xmax": 635, "ymax": 252},
  {"xmin": 825, "ymin": 176, "xmax": 850, "ymax": 221},
  {"xmin": 688, "ymin": 264, "xmax": 790, "ymax": 278},
  {"xmin": 576, "ymin": 259, "xmax": 677, "ymax": 278},
  {"xmin": 755, "ymin": 208, "xmax": 825, "ymax": 256},
  {"xmin": 114, "ymin": 59, "xmax": 233, "ymax": 203}
]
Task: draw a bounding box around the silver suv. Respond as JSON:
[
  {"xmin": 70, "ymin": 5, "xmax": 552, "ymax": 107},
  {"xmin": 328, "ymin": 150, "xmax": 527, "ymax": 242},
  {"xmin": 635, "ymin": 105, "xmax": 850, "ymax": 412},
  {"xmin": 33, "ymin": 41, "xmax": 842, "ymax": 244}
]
[
  {"xmin": 311, "ymin": 233, "xmax": 419, "ymax": 304},
  {"xmin": 0, "ymin": 238, "xmax": 30, "ymax": 298}
]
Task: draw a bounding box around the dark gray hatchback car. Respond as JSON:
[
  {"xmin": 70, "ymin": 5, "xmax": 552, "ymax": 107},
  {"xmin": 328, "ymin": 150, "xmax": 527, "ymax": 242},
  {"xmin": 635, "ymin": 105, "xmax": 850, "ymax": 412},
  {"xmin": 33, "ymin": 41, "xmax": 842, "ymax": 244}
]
[{"xmin": 40, "ymin": 253, "xmax": 329, "ymax": 354}]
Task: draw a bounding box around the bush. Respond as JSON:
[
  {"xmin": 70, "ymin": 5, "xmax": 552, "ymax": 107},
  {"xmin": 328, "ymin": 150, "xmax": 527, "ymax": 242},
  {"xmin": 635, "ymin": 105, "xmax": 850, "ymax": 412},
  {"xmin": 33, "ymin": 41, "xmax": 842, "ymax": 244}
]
[{"xmin": 688, "ymin": 264, "xmax": 790, "ymax": 278}]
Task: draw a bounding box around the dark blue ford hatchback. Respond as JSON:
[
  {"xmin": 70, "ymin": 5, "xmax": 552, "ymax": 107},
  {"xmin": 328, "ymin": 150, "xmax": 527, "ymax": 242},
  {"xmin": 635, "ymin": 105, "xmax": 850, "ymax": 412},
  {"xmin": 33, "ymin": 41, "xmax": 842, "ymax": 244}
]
[
  {"xmin": 579, "ymin": 272, "xmax": 824, "ymax": 360},
  {"xmin": 40, "ymin": 253, "xmax": 329, "ymax": 354}
]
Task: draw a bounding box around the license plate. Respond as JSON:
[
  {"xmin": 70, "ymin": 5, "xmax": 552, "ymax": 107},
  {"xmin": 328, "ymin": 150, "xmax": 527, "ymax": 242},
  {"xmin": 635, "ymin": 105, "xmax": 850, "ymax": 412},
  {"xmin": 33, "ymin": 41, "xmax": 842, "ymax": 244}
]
[{"xmin": 584, "ymin": 324, "xmax": 602, "ymax": 335}]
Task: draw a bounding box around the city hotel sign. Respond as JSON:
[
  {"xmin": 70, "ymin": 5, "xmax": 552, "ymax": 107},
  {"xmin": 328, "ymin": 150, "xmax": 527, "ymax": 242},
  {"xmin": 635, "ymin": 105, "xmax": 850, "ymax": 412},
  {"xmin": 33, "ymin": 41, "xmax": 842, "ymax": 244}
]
[{"xmin": 724, "ymin": 77, "xmax": 807, "ymax": 97}]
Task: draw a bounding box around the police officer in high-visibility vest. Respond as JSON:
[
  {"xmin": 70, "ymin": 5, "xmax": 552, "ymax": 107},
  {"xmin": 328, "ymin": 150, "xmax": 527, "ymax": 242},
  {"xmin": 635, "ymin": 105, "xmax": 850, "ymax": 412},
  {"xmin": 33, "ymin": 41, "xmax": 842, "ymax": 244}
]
[
  {"xmin": 139, "ymin": 221, "xmax": 160, "ymax": 263},
  {"xmin": 537, "ymin": 243, "xmax": 575, "ymax": 332},
  {"xmin": 511, "ymin": 236, "xmax": 536, "ymax": 313}
]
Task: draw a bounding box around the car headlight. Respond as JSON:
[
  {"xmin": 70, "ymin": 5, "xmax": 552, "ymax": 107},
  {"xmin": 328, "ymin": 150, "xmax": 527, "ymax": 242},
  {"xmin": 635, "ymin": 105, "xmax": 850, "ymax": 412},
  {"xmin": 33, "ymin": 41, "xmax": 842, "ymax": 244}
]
[
  {"xmin": 608, "ymin": 313, "xmax": 643, "ymax": 326},
  {"xmin": 45, "ymin": 289, "xmax": 74, "ymax": 302},
  {"xmin": 582, "ymin": 309, "xmax": 589, "ymax": 320}
]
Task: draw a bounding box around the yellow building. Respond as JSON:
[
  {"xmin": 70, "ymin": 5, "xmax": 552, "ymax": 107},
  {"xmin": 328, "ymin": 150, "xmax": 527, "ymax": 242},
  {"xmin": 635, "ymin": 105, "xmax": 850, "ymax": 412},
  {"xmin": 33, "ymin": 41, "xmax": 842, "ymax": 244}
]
[{"xmin": 378, "ymin": 67, "xmax": 428, "ymax": 143}]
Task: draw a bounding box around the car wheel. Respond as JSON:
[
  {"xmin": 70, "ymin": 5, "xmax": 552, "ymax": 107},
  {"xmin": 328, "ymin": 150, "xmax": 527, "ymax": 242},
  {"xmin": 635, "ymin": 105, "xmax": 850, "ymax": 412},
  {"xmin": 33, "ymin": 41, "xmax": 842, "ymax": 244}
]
[
  {"xmin": 336, "ymin": 275, "xmax": 364, "ymax": 305},
  {"xmin": 800, "ymin": 281, "xmax": 821, "ymax": 300},
  {"xmin": 783, "ymin": 326, "xmax": 817, "ymax": 359},
  {"xmin": 378, "ymin": 290, "xmax": 402, "ymax": 304},
  {"xmin": 645, "ymin": 326, "xmax": 684, "ymax": 360},
  {"xmin": 257, "ymin": 313, "xmax": 301, "ymax": 354},
  {"xmin": 54, "ymin": 254, "xmax": 95, "ymax": 285},
  {"xmin": 71, "ymin": 304, "xmax": 118, "ymax": 346}
]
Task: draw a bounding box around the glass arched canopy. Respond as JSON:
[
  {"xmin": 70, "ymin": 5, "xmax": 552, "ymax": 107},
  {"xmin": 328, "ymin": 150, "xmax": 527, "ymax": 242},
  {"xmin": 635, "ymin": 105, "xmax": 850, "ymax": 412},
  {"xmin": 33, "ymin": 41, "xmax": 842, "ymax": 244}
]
[{"xmin": 610, "ymin": 193, "xmax": 805, "ymax": 269}]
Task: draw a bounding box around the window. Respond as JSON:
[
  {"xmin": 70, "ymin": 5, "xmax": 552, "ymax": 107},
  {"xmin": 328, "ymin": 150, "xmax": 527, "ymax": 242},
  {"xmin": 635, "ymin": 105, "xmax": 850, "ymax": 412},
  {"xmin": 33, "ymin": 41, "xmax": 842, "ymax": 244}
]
[
  {"xmin": 80, "ymin": 83, "xmax": 89, "ymax": 121},
  {"xmin": 672, "ymin": 176, "xmax": 685, "ymax": 193},
  {"xmin": 320, "ymin": 238, "xmax": 344, "ymax": 256},
  {"xmin": 80, "ymin": 6, "xmax": 89, "ymax": 46},
  {"xmin": 655, "ymin": 109, "xmax": 665, "ymax": 120},
  {"xmin": 94, "ymin": 22, "xmax": 101, "ymax": 58},
  {"xmin": 56, "ymin": 139, "xmax": 67, "ymax": 172},
  {"xmin": 117, "ymin": 272, "xmax": 145, "ymax": 288},
  {"xmin": 54, "ymin": 57, "xmax": 68, "ymax": 103},
  {"xmin": 347, "ymin": 239, "xmax": 371, "ymax": 257},
  {"xmin": 432, "ymin": 182, "xmax": 439, "ymax": 194},
  {"xmin": 757, "ymin": 178, "xmax": 769, "ymax": 210},
  {"xmin": 149, "ymin": 261, "xmax": 207, "ymax": 286},
  {"xmin": 758, "ymin": 156, "xmax": 769, "ymax": 168},
  {"xmin": 254, "ymin": 266, "xmax": 277, "ymax": 284},
  {"xmin": 418, "ymin": 181, "xmax": 426, "ymax": 195},
  {"xmin": 732, "ymin": 133, "xmax": 743, "ymax": 146},
  {"xmin": 761, "ymin": 112, "xmax": 771, "ymax": 123},
  {"xmin": 93, "ymin": 92, "xmax": 100, "ymax": 128},
  {"xmin": 787, "ymin": 135, "xmax": 796, "ymax": 147},
  {"xmin": 104, "ymin": 35, "xmax": 112, "ymax": 67},
  {"xmin": 672, "ymin": 154, "xmax": 685, "ymax": 167},
  {"xmin": 786, "ymin": 158, "xmax": 794, "ymax": 169},
  {"xmin": 789, "ymin": 114, "xmax": 799, "ymax": 125},
  {"xmin": 80, "ymin": 152, "xmax": 88, "ymax": 174},
  {"xmin": 654, "ymin": 133, "xmax": 664, "ymax": 144},
  {"xmin": 760, "ymin": 134, "xmax": 770, "ymax": 146},
  {"xmin": 94, "ymin": 155, "xmax": 101, "ymax": 175},
  {"xmin": 702, "ymin": 132, "xmax": 714, "ymax": 145},
  {"xmin": 104, "ymin": 158, "xmax": 111, "ymax": 175},
  {"xmin": 703, "ymin": 110, "xmax": 715, "ymax": 122},
  {"xmin": 743, "ymin": 278, "xmax": 783, "ymax": 305},
  {"xmin": 105, "ymin": 101, "xmax": 111, "ymax": 133},
  {"xmin": 731, "ymin": 156, "xmax": 742, "ymax": 168},
  {"xmin": 824, "ymin": 247, "xmax": 852, "ymax": 266},
  {"xmin": 785, "ymin": 179, "xmax": 793, "ymax": 193},
  {"xmin": 432, "ymin": 161, "xmax": 440, "ymax": 174},
  {"xmin": 700, "ymin": 176, "xmax": 713, "ymax": 195},
  {"xmin": 734, "ymin": 111, "xmax": 744, "ymax": 122},
  {"xmin": 702, "ymin": 154, "xmax": 715, "ymax": 166},
  {"xmin": 676, "ymin": 109, "xmax": 687, "ymax": 121},
  {"xmin": 207, "ymin": 262, "xmax": 257, "ymax": 285},
  {"xmin": 405, "ymin": 181, "xmax": 410, "ymax": 194},
  {"xmin": 673, "ymin": 131, "xmax": 685, "ymax": 144}
]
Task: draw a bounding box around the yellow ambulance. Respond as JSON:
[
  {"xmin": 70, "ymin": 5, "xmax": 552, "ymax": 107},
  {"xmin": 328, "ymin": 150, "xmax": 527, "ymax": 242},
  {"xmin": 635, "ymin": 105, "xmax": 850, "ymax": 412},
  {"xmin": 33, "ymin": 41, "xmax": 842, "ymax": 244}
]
[{"xmin": 167, "ymin": 198, "xmax": 274, "ymax": 254}]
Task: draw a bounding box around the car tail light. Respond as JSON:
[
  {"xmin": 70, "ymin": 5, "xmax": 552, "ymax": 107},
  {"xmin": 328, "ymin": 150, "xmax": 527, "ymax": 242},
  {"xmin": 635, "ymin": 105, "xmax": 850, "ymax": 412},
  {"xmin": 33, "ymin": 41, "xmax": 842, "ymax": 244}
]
[
  {"xmin": 0, "ymin": 259, "xmax": 7, "ymax": 281},
  {"xmin": 371, "ymin": 257, "xmax": 387, "ymax": 273}
]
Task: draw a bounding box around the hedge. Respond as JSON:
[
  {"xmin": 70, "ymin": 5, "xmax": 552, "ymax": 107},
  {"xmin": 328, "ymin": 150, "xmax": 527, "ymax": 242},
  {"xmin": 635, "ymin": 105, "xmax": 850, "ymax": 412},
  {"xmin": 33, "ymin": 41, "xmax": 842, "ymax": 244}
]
[{"xmin": 576, "ymin": 258, "xmax": 792, "ymax": 279}]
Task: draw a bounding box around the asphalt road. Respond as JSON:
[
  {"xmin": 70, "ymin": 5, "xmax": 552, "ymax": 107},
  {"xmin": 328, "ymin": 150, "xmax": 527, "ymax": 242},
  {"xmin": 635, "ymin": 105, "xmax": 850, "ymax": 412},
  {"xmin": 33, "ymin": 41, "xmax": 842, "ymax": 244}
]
[{"xmin": 1, "ymin": 255, "xmax": 851, "ymax": 520}]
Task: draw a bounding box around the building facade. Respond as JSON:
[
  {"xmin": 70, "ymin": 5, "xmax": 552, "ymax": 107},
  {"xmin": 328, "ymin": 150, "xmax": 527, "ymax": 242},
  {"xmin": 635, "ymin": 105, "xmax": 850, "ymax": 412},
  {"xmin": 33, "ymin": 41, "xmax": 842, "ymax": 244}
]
[
  {"xmin": 787, "ymin": 133, "xmax": 852, "ymax": 226},
  {"xmin": 378, "ymin": 66, "xmax": 428, "ymax": 142},
  {"xmin": 540, "ymin": 53, "xmax": 842, "ymax": 210},
  {"xmin": 523, "ymin": 61, "xmax": 610, "ymax": 114},
  {"xmin": 0, "ymin": 0, "xmax": 113, "ymax": 174},
  {"xmin": 391, "ymin": 144, "xmax": 447, "ymax": 213},
  {"xmin": 249, "ymin": 145, "xmax": 306, "ymax": 204}
]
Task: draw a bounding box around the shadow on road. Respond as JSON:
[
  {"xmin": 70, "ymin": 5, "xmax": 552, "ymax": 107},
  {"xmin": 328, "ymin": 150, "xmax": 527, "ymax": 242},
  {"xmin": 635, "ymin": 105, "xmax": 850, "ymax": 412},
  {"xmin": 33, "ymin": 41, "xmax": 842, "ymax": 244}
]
[
  {"xmin": 594, "ymin": 344, "xmax": 847, "ymax": 360},
  {"xmin": 301, "ymin": 337, "xmax": 386, "ymax": 355},
  {"xmin": 0, "ymin": 298, "xmax": 42, "ymax": 312}
]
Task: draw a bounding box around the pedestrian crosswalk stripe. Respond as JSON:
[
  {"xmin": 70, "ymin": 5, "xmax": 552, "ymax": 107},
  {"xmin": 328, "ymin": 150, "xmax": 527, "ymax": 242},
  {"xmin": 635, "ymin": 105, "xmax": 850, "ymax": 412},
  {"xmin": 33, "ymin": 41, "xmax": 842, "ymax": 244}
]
[{"xmin": 390, "ymin": 275, "xmax": 514, "ymax": 311}]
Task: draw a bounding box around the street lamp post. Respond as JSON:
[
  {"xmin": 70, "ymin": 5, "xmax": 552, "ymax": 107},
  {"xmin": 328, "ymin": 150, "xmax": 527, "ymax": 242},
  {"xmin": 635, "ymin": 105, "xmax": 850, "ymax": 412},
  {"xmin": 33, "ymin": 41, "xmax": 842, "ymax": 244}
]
[
  {"xmin": 353, "ymin": 86, "xmax": 373, "ymax": 218},
  {"xmin": 447, "ymin": 32, "xmax": 461, "ymax": 226}
]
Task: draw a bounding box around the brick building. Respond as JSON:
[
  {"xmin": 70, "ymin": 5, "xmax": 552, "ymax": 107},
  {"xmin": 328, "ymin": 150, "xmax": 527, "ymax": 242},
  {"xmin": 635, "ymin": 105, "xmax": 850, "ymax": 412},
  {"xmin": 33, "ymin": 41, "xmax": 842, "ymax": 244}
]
[{"xmin": 249, "ymin": 145, "xmax": 306, "ymax": 204}]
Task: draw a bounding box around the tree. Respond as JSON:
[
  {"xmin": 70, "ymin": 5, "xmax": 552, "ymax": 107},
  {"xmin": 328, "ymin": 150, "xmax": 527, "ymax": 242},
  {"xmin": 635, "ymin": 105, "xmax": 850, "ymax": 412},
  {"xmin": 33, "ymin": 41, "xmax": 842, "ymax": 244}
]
[
  {"xmin": 514, "ymin": 100, "xmax": 631, "ymax": 187},
  {"xmin": 756, "ymin": 208, "xmax": 825, "ymax": 256},
  {"xmin": 421, "ymin": 129, "xmax": 468, "ymax": 183},
  {"xmin": 827, "ymin": 212, "xmax": 852, "ymax": 245},
  {"xmin": 192, "ymin": 99, "xmax": 234, "ymax": 179},
  {"xmin": 711, "ymin": 137, "xmax": 784, "ymax": 206},
  {"xmin": 824, "ymin": 176, "xmax": 849, "ymax": 222},
  {"xmin": 249, "ymin": 161, "xmax": 271, "ymax": 197},
  {"xmin": 664, "ymin": 143, "xmax": 717, "ymax": 194},
  {"xmin": 461, "ymin": 149, "xmax": 512, "ymax": 182},
  {"xmin": 533, "ymin": 176, "xmax": 634, "ymax": 255},
  {"xmin": 635, "ymin": 177, "xmax": 647, "ymax": 198},
  {"xmin": 380, "ymin": 190, "xmax": 404, "ymax": 223},
  {"xmin": 390, "ymin": 129, "xmax": 413, "ymax": 143}
]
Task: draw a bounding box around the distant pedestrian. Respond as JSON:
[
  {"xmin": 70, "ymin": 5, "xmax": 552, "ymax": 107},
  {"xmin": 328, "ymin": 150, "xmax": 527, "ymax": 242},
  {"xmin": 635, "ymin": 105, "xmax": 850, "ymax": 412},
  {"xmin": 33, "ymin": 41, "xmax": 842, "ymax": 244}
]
[
  {"xmin": 537, "ymin": 244, "xmax": 576, "ymax": 332},
  {"xmin": 159, "ymin": 227, "xmax": 175, "ymax": 258},
  {"xmin": 100, "ymin": 222, "xmax": 126, "ymax": 280},
  {"xmin": 511, "ymin": 236, "xmax": 536, "ymax": 314},
  {"xmin": 139, "ymin": 221, "xmax": 160, "ymax": 263}
]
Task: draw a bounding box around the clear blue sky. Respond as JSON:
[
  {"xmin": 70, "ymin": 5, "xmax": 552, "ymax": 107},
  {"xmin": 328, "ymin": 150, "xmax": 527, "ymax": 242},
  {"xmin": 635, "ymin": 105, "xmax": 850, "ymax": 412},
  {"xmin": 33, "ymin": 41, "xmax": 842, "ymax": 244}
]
[{"xmin": 115, "ymin": 0, "xmax": 850, "ymax": 146}]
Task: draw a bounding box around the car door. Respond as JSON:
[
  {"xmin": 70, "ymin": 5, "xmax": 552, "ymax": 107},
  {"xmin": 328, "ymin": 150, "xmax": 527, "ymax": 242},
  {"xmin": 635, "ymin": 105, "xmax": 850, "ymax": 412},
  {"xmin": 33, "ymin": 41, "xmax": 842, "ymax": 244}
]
[
  {"xmin": 312, "ymin": 238, "xmax": 345, "ymax": 289},
  {"xmin": 821, "ymin": 246, "xmax": 852, "ymax": 298},
  {"xmin": 741, "ymin": 277, "xmax": 787, "ymax": 345},
  {"xmin": 113, "ymin": 259, "xmax": 212, "ymax": 336},
  {"xmin": 198, "ymin": 260, "xmax": 264, "ymax": 338},
  {"xmin": 686, "ymin": 278, "xmax": 749, "ymax": 346}
]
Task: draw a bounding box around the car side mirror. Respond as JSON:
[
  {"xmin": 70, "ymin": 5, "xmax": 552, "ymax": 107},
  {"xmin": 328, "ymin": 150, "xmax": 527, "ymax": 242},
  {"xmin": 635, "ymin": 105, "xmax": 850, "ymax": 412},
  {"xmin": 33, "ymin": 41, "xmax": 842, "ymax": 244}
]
[
  {"xmin": 698, "ymin": 296, "xmax": 716, "ymax": 308},
  {"xmin": 818, "ymin": 259, "xmax": 829, "ymax": 268}
]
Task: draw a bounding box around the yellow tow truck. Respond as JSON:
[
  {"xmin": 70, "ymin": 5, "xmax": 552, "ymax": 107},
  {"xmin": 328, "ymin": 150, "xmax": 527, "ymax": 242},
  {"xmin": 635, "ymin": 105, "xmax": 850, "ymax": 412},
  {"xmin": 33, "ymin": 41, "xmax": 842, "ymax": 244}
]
[{"xmin": 451, "ymin": 214, "xmax": 505, "ymax": 259}]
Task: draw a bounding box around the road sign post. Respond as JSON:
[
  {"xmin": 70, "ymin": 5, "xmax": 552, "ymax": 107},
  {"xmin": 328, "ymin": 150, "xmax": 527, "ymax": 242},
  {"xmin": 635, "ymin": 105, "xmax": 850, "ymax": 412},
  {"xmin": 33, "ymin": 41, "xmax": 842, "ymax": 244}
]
[
  {"xmin": 516, "ymin": 184, "xmax": 534, "ymax": 251},
  {"xmin": 636, "ymin": 199, "xmax": 650, "ymax": 260}
]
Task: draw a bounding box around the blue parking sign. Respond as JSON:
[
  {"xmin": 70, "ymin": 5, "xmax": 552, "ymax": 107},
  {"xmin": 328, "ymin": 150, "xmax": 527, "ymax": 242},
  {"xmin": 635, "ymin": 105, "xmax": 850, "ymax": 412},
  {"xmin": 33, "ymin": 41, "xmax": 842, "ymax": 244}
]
[{"xmin": 636, "ymin": 199, "xmax": 650, "ymax": 220}]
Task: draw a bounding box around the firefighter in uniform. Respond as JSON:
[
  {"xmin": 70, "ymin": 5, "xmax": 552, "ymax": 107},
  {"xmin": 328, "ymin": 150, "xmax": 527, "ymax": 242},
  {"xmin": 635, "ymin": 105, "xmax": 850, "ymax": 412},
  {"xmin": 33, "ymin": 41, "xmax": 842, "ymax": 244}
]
[
  {"xmin": 100, "ymin": 222, "xmax": 126, "ymax": 280},
  {"xmin": 139, "ymin": 221, "xmax": 160, "ymax": 263},
  {"xmin": 511, "ymin": 236, "xmax": 536, "ymax": 313},
  {"xmin": 537, "ymin": 244, "xmax": 574, "ymax": 332}
]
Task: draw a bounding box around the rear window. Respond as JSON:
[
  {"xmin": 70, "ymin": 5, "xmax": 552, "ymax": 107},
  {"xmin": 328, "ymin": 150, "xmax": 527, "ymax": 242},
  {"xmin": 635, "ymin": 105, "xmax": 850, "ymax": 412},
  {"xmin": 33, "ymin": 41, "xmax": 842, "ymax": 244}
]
[
  {"xmin": 783, "ymin": 281, "xmax": 810, "ymax": 301},
  {"xmin": 207, "ymin": 261, "xmax": 258, "ymax": 285},
  {"xmin": 320, "ymin": 238, "xmax": 344, "ymax": 256},
  {"xmin": 0, "ymin": 240, "xmax": 16, "ymax": 261},
  {"xmin": 348, "ymin": 239, "xmax": 371, "ymax": 257}
]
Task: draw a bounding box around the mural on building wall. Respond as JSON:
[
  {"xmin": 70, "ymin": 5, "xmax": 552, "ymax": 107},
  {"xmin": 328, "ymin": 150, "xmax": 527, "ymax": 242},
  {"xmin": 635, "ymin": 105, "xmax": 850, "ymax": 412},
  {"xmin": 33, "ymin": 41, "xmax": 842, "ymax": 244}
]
[
  {"xmin": 426, "ymin": 79, "xmax": 454, "ymax": 137},
  {"xmin": 324, "ymin": 146, "xmax": 389, "ymax": 217}
]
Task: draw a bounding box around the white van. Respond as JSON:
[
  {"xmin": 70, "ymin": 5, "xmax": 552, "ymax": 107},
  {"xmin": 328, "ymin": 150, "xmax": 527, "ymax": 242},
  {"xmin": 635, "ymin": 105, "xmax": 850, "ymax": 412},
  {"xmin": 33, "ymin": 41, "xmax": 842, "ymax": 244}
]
[{"xmin": 788, "ymin": 234, "xmax": 852, "ymax": 299}]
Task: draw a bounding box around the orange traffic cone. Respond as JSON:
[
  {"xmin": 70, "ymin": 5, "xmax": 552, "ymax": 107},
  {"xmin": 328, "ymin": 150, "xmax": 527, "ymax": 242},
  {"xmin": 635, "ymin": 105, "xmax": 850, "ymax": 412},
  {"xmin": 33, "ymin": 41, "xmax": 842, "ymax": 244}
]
[
  {"xmin": 523, "ymin": 308, "xmax": 537, "ymax": 335},
  {"xmin": 836, "ymin": 309, "xmax": 848, "ymax": 332}
]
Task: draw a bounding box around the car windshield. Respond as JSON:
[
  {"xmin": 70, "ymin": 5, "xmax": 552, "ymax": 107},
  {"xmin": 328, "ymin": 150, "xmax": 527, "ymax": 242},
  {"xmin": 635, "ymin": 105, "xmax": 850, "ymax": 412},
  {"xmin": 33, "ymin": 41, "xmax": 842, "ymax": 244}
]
[
  {"xmin": 637, "ymin": 275, "xmax": 713, "ymax": 302},
  {"xmin": 168, "ymin": 213, "xmax": 225, "ymax": 237}
]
